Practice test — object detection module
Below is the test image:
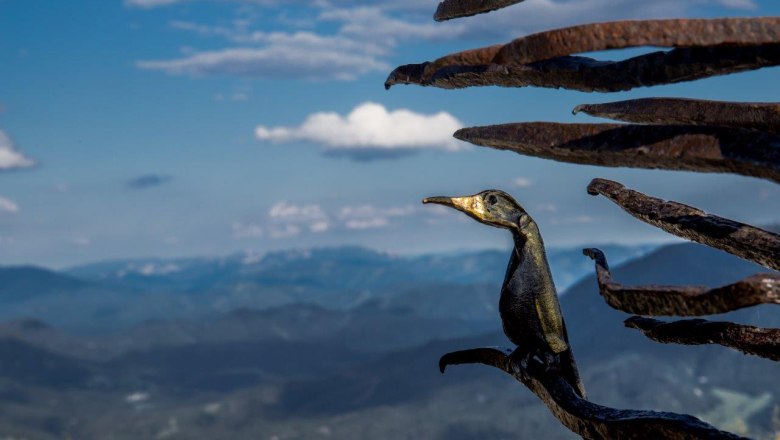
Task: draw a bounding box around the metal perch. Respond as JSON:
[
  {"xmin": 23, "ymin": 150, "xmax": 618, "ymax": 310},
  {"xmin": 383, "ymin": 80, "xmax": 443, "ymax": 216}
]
[
  {"xmin": 625, "ymin": 317, "xmax": 780, "ymax": 362},
  {"xmin": 587, "ymin": 179, "xmax": 780, "ymax": 271},
  {"xmin": 440, "ymin": 347, "xmax": 747, "ymax": 439},
  {"xmin": 583, "ymin": 248, "xmax": 780, "ymax": 316}
]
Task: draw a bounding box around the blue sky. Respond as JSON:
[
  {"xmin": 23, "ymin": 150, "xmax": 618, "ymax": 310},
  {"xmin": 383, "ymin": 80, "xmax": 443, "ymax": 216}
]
[{"xmin": 1, "ymin": 0, "xmax": 778, "ymax": 268}]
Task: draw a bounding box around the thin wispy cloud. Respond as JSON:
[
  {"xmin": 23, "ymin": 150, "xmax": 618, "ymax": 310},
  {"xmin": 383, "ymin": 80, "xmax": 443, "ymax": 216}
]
[
  {"xmin": 0, "ymin": 196, "xmax": 19, "ymax": 215},
  {"xmin": 256, "ymin": 102, "xmax": 465, "ymax": 161},
  {"xmin": 231, "ymin": 222, "xmax": 264, "ymax": 239},
  {"xmin": 268, "ymin": 202, "xmax": 330, "ymax": 238},
  {"xmin": 127, "ymin": 174, "xmax": 173, "ymax": 189},
  {"xmin": 231, "ymin": 201, "xmax": 419, "ymax": 240},
  {"xmin": 0, "ymin": 130, "xmax": 35, "ymax": 171},
  {"xmin": 338, "ymin": 205, "xmax": 416, "ymax": 230}
]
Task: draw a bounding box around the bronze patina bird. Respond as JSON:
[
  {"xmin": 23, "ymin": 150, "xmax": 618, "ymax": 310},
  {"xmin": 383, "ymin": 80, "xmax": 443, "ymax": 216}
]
[{"xmin": 424, "ymin": 190, "xmax": 585, "ymax": 397}]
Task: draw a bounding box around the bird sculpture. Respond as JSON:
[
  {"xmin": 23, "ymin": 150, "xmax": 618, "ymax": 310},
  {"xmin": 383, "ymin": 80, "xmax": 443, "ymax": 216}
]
[{"xmin": 424, "ymin": 190, "xmax": 586, "ymax": 397}]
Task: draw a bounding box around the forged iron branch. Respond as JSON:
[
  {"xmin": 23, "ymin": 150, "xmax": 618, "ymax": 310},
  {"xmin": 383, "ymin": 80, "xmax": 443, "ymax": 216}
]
[
  {"xmin": 583, "ymin": 248, "xmax": 780, "ymax": 316},
  {"xmin": 385, "ymin": 44, "xmax": 780, "ymax": 92},
  {"xmin": 439, "ymin": 347, "xmax": 747, "ymax": 439},
  {"xmin": 587, "ymin": 179, "xmax": 780, "ymax": 271},
  {"xmin": 626, "ymin": 317, "xmax": 780, "ymax": 362},
  {"xmin": 434, "ymin": 0, "xmax": 525, "ymax": 21},
  {"xmin": 452, "ymin": 123, "xmax": 780, "ymax": 184},
  {"xmin": 573, "ymin": 98, "xmax": 780, "ymax": 133},
  {"xmin": 421, "ymin": 17, "xmax": 780, "ymax": 80}
]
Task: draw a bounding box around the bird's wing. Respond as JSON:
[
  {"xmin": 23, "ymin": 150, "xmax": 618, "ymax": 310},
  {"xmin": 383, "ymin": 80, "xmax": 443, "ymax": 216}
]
[{"xmin": 534, "ymin": 294, "xmax": 569, "ymax": 354}]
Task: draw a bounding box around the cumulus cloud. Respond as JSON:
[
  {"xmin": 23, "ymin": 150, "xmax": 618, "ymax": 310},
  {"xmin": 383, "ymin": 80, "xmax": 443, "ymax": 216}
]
[
  {"xmin": 127, "ymin": 174, "xmax": 173, "ymax": 189},
  {"xmin": 0, "ymin": 196, "xmax": 19, "ymax": 214},
  {"xmin": 0, "ymin": 130, "xmax": 35, "ymax": 171},
  {"xmin": 256, "ymin": 102, "xmax": 465, "ymax": 160}
]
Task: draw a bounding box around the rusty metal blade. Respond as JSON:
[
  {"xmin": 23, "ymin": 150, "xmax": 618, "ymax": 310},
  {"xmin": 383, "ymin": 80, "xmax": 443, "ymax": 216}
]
[
  {"xmin": 453, "ymin": 123, "xmax": 780, "ymax": 183},
  {"xmin": 583, "ymin": 248, "xmax": 780, "ymax": 316},
  {"xmin": 626, "ymin": 317, "xmax": 780, "ymax": 362},
  {"xmin": 440, "ymin": 347, "xmax": 747, "ymax": 439},
  {"xmin": 434, "ymin": 0, "xmax": 525, "ymax": 21},
  {"xmin": 421, "ymin": 17, "xmax": 780, "ymax": 78},
  {"xmin": 574, "ymin": 98, "xmax": 780, "ymax": 133},
  {"xmin": 587, "ymin": 179, "xmax": 780, "ymax": 271},
  {"xmin": 386, "ymin": 44, "xmax": 780, "ymax": 92}
]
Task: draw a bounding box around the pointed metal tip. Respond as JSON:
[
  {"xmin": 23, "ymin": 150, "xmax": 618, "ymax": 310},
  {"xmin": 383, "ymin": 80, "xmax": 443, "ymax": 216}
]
[{"xmin": 423, "ymin": 196, "xmax": 450, "ymax": 205}]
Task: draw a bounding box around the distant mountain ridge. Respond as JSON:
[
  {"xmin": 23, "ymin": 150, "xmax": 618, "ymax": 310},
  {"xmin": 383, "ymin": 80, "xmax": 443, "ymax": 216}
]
[
  {"xmin": 66, "ymin": 244, "xmax": 653, "ymax": 292},
  {"xmin": 0, "ymin": 244, "xmax": 653, "ymax": 334}
]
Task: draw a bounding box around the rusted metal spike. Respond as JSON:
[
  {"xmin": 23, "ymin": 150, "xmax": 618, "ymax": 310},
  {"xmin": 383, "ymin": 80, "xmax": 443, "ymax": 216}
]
[
  {"xmin": 587, "ymin": 179, "xmax": 780, "ymax": 271},
  {"xmin": 440, "ymin": 347, "xmax": 747, "ymax": 439},
  {"xmin": 386, "ymin": 44, "xmax": 780, "ymax": 92},
  {"xmin": 626, "ymin": 317, "xmax": 780, "ymax": 362},
  {"xmin": 434, "ymin": 0, "xmax": 525, "ymax": 21},
  {"xmin": 583, "ymin": 248, "xmax": 780, "ymax": 316},
  {"xmin": 453, "ymin": 123, "xmax": 780, "ymax": 183},
  {"xmin": 422, "ymin": 17, "xmax": 780, "ymax": 79},
  {"xmin": 574, "ymin": 98, "xmax": 780, "ymax": 133}
]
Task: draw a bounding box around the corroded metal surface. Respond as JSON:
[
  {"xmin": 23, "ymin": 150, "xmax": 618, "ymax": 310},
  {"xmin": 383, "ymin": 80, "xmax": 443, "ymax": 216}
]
[
  {"xmin": 420, "ymin": 17, "xmax": 780, "ymax": 80},
  {"xmin": 434, "ymin": 0, "xmax": 524, "ymax": 21},
  {"xmin": 626, "ymin": 317, "xmax": 780, "ymax": 362},
  {"xmin": 453, "ymin": 123, "xmax": 780, "ymax": 183},
  {"xmin": 440, "ymin": 347, "xmax": 747, "ymax": 439},
  {"xmin": 574, "ymin": 98, "xmax": 780, "ymax": 133},
  {"xmin": 583, "ymin": 248, "xmax": 780, "ymax": 316},
  {"xmin": 587, "ymin": 179, "xmax": 780, "ymax": 271},
  {"xmin": 386, "ymin": 44, "xmax": 780, "ymax": 91}
]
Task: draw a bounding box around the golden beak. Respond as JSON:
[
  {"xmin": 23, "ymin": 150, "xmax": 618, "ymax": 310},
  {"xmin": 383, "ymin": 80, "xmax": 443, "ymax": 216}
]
[{"xmin": 422, "ymin": 195, "xmax": 486, "ymax": 220}]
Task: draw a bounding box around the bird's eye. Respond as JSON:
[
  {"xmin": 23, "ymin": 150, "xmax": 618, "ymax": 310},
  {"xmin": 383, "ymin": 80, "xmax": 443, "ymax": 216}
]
[{"xmin": 487, "ymin": 195, "xmax": 498, "ymax": 205}]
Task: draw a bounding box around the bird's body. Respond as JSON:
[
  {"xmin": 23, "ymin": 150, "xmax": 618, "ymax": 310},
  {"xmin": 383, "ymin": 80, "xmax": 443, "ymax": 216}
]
[
  {"xmin": 423, "ymin": 190, "xmax": 585, "ymax": 398},
  {"xmin": 501, "ymin": 226, "xmax": 568, "ymax": 354}
]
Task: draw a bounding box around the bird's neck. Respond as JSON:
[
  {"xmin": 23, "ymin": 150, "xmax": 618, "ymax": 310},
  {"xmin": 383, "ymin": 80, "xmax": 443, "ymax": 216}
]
[{"xmin": 511, "ymin": 220, "xmax": 548, "ymax": 268}]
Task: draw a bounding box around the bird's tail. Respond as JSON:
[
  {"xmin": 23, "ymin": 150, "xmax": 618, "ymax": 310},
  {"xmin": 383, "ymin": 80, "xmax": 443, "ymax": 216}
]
[{"xmin": 559, "ymin": 348, "xmax": 586, "ymax": 399}]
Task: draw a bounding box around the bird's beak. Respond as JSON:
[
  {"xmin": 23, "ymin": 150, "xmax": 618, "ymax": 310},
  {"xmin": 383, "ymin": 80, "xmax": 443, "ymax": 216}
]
[{"xmin": 423, "ymin": 195, "xmax": 481, "ymax": 218}]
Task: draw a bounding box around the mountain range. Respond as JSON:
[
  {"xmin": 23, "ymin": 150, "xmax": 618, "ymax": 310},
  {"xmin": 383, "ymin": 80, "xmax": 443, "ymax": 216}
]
[{"xmin": 0, "ymin": 242, "xmax": 776, "ymax": 439}]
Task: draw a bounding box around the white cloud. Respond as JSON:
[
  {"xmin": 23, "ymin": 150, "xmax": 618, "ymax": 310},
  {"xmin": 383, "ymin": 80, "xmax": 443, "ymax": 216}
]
[
  {"xmin": 0, "ymin": 130, "xmax": 35, "ymax": 170},
  {"xmin": 0, "ymin": 196, "xmax": 19, "ymax": 214},
  {"xmin": 511, "ymin": 177, "xmax": 534, "ymax": 189},
  {"xmin": 455, "ymin": 0, "xmax": 758, "ymax": 39},
  {"xmin": 134, "ymin": 0, "xmax": 757, "ymax": 82},
  {"xmin": 125, "ymin": 0, "xmax": 184, "ymax": 7},
  {"xmin": 71, "ymin": 237, "xmax": 92, "ymax": 247},
  {"xmin": 339, "ymin": 204, "xmax": 415, "ymax": 230},
  {"xmin": 319, "ymin": 7, "xmax": 465, "ymax": 42},
  {"xmin": 138, "ymin": 42, "xmax": 388, "ymax": 81},
  {"xmin": 256, "ymin": 102, "xmax": 465, "ymax": 159},
  {"xmin": 231, "ymin": 222, "xmax": 264, "ymax": 239},
  {"xmin": 268, "ymin": 202, "xmax": 330, "ymax": 238}
]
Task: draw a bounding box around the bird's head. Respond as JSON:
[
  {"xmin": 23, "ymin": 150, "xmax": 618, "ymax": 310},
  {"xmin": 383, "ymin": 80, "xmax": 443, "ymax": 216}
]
[{"xmin": 423, "ymin": 190, "xmax": 530, "ymax": 231}]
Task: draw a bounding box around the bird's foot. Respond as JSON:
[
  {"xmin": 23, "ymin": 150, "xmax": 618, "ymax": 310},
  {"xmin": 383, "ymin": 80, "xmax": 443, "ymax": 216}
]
[{"xmin": 508, "ymin": 347, "xmax": 534, "ymax": 371}]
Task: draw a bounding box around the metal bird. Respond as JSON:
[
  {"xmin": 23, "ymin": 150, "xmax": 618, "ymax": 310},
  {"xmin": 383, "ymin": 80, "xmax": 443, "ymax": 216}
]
[{"xmin": 424, "ymin": 190, "xmax": 586, "ymax": 398}]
